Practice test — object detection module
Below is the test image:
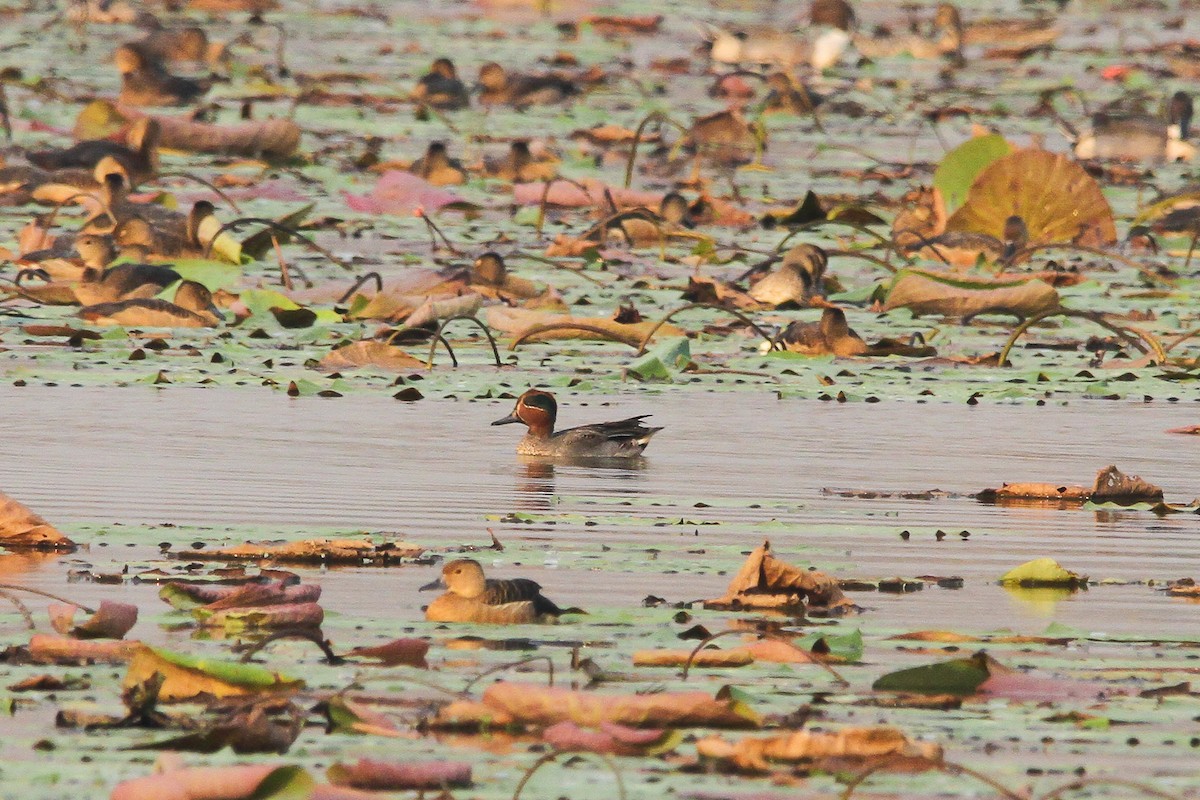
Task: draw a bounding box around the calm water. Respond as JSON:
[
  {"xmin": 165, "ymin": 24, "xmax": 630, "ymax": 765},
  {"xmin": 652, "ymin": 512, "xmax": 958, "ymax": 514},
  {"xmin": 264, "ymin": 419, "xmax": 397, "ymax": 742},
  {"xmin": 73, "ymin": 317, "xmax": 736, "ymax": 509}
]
[{"xmin": 2, "ymin": 386, "xmax": 1198, "ymax": 635}]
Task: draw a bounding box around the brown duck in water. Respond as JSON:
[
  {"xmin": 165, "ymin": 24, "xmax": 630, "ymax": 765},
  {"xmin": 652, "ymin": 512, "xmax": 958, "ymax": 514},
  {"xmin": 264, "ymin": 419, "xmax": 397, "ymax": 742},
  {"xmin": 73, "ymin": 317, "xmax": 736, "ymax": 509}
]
[
  {"xmin": 482, "ymin": 140, "xmax": 558, "ymax": 182},
  {"xmin": 683, "ymin": 109, "xmax": 764, "ymax": 168},
  {"xmin": 26, "ymin": 118, "xmax": 159, "ymax": 186},
  {"xmin": 421, "ymin": 558, "xmax": 569, "ymax": 624},
  {"xmin": 407, "ymin": 141, "xmax": 466, "ymax": 186},
  {"xmin": 79, "ymin": 279, "xmax": 222, "ymax": 328},
  {"xmin": 73, "ymin": 250, "xmax": 182, "ymax": 306},
  {"xmin": 477, "ymin": 62, "xmax": 579, "ymax": 109},
  {"xmin": 115, "ymin": 43, "xmax": 210, "ymax": 106},
  {"xmin": 493, "ymin": 389, "xmax": 662, "ymax": 459},
  {"xmin": 131, "ymin": 16, "xmax": 225, "ymax": 66},
  {"xmin": 0, "ymin": 157, "xmax": 121, "ymax": 207},
  {"xmin": 411, "ymin": 58, "xmax": 469, "ymax": 110}
]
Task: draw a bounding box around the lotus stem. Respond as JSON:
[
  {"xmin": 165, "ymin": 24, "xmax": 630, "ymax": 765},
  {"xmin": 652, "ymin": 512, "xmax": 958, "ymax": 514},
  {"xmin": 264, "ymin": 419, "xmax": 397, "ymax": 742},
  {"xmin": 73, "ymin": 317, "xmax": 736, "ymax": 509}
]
[{"xmin": 636, "ymin": 302, "xmax": 779, "ymax": 355}]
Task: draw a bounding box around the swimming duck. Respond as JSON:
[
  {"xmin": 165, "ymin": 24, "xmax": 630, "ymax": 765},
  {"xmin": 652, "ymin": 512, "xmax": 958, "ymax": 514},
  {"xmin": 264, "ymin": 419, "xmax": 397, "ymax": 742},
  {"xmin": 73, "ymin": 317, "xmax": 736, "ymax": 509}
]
[
  {"xmin": 115, "ymin": 43, "xmax": 210, "ymax": 106},
  {"xmin": 749, "ymin": 243, "xmax": 827, "ymax": 306},
  {"xmin": 477, "ymin": 62, "xmax": 579, "ymax": 109},
  {"xmin": 78, "ymin": 279, "xmax": 222, "ymax": 328},
  {"xmin": 411, "ymin": 58, "xmax": 470, "ymax": 110},
  {"xmin": 853, "ymin": 3, "xmax": 962, "ymax": 61},
  {"xmin": 26, "ymin": 118, "xmax": 159, "ymax": 186},
  {"xmin": 421, "ymin": 558, "xmax": 568, "ymax": 624},
  {"xmin": 762, "ymin": 72, "xmax": 823, "ymax": 115},
  {"xmin": 482, "ymin": 140, "xmax": 558, "ymax": 182},
  {"xmin": 407, "ymin": 141, "xmax": 466, "ymax": 186},
  {"xmin": 492, "ymin": 389, "xmax": 662, "ymax": 458},
  {"xmin": 1073, "ymin": 92, "xmax": 1194, "ymax": 163}
]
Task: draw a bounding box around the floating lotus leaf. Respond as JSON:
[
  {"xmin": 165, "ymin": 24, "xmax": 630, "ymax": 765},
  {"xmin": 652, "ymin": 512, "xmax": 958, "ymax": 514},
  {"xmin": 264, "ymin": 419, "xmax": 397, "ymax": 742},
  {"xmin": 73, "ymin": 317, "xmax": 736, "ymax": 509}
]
[
  {"xmin": 933, "ymin": 133, "xmax": 1013, "ymax": 213},
  {"xmin": 946, "ymin": 149, "xmax": 1116, "ymax": 247}
]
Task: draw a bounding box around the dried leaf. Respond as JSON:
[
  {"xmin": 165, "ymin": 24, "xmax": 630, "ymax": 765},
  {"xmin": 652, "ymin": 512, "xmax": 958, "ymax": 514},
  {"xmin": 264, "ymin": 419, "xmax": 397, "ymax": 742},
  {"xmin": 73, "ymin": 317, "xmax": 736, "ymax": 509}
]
[
  {"xmin": 542, "ymin": 721, "xmax": 681, "ymax": 756},
  {"xmin": 319, "ymin": 341, "xmax": 427, "ymax": 372},
  {"xmin": 192, "ymin": 601, "xmax": 325, "ymax": 631},
  {"xmin": 946, "ymin": 149, "xmax": 1116, "ymax": 247},
  {"xmin": 882, "ymin": 269, "xmax": 1059, "ymax": 320},
  {"xmin": 326, "ymin": 758, "xmax": 471, "ymax": 790},
  {"xmin": 0, "ymin": 490, "xmax": 75, "ymax": 551},
  {"xmin": 343, "ymin": 171, "xmax": 472, "ymax": 215},
  {"xmin": 697, "ymin": 726, "xmax": 942, "ymax": 773},
  {"xmin": 513, "ymin": 179, "xmax": 662, "ymax": 209},
  {"xmin": 111, "ymin": 764, "xmax": 313, "ymax": 800},
  {"xmin": 479, "ymin": 682, "xmax": 760, "ymax": 729},
  {"xmin": 27, "ymin": 634, "xmax": 142, "ymax": 664},
  {"xmin": 48, "ymin": 600, "xmax": 138, "ymax": 639},
  {"xmin": 632, "ymin": 649, "xmax": 754, "ymax": 668},
  {"xmin": 123, "ymin": 645, "xmax": 304, "ymax": 702},
  {"xmin": 173, "ymin": 538, "xmax": 423, "ymax": 565},
  {"xmin": 704, "ymin": 540, "xmax": 855, "ymax": 615},
  {"xmin": 159, "ymin": 582, "xmax": 320, "ymax": 610},
  {"xmin": 345, "ymin": 638, "xmax": 430, "ymax": 668}
]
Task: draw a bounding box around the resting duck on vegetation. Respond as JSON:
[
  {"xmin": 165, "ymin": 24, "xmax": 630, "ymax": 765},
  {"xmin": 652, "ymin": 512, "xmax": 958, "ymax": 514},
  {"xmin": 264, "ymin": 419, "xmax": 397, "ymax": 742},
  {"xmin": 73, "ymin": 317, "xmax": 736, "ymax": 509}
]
[
  {"xmin": 79, "ymin": 279, "xmax": 222, "ymax": 328},
  {"xmin": 115, "ymin": 43, "xmax": 210, "ymax": 106},
  {"xmin": 477, "ymin": 62, "xmax": 579, "ymax": 108},
  {"xmin": 853, "ymin": 3, "xmax": 962, "ymax": 62},
  {"xmin": 25, "ymin": 118, "xmax": 159, "ymax": 186},
  {"xmin": 749, "ymin": 243, "xmax": 828, "ymax": 307},
  {"xmin": 1073, "ymin": 92, "xmax": 1194, "ymax": 163},
  {"xmin": 407, "ymin": 141, "xmax": 466, "ymax": 186},
  {"xmin": 411, "ymin": 58, "xmax": 470, "ymax": 110},
  {"xmin": 482, "ymin": 140, "xmax": 558, "ymax": 182},
  {"xmin": 422, "ymin": 558, "xmax": 570, "ymax": 624}
]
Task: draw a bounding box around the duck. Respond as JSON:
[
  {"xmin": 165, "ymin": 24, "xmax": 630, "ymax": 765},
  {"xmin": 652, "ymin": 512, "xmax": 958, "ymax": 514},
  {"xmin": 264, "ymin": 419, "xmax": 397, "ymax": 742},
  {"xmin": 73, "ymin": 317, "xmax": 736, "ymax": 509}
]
[
  {"xmin": 702, "ymin": 23, "xmax": 852, "ymax": 71},
  {"xmin": 762, "ymin": 71, "xmax": 823, "ymax": 115},
  {"xmin": 411, "ymin": 58, "xmax": 470, "ymax": 110},
  {"xmin": 73, "ymin": 253, "xmax": 182, "ymax": 306},
  {"xmin": 749, "ymin": 243, "xmax": 827, "ymax": 306},
  {"xmin": 684, "ymin": 109, "xmax": 764, "ymax": 168},
  {"xmin": 853, "ymin": 3, "xmax": 963, "ymax": 61},
  {"xmin": 482, "ymin": 140, "xmax": 558, "ymax": 182},
  {"xmin": 492, "ymin": 389, "xmax": 662, "ymax": 458},
  {"xmin": 407, "ymin": 141, "xmax": 466, "ymax": 186},
  {"xmin": 1073, "ymin": 92, "xmax": 1194, "ymax": 163},
  {"xmin": 25, "ymin": 118, "xmax": 159, "ymax": 186},
  {"xmin": 130, "ymin": 18, "xmax": 225, "ymax": 67},
  {"xmin": 477, "ymin": 62, "xmax": 579, "ymax": 109},
  {"xmin": 78, "ymin": 279, "xmax": 223, "ymax": 328},
  {"xmin": 421, "ymin": 558, "xmax": 568, "ymax": 624},
  {"xmin": 115, "ymin": 43, "xmax": 210, "ymax": 106},
  {"xmin": 777, "ymin": 307, "xmax": 867, "ymax": 356}
]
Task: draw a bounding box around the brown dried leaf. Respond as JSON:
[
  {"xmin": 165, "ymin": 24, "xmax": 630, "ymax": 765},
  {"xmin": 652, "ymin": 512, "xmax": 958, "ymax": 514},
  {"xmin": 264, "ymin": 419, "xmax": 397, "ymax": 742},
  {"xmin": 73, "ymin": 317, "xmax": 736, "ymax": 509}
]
[
  {"xmin": 0, "ymin": 491, "xmax": 75, "ymax": 551},
  {"xmin": 697, "ymin": 726, "xmax": 943, "ymax": 773},
  {"xmin": 632, "ymin": 649, "xmax": 754, "ymax": 668},
  {"xmin": 48, "ymin": 600, "xmax": 138, "ymax": 639},
  {"xmin": 345, "ymin": 638, "xmax": 430, "ymax": 668},
  {"xmin": 319, "ymin": 341, "xmax": 427, "ymax": 372},
  {"xmin": 1090, "ymin": 464, "xmax": 1163, "ymax": 503},
  {"xmin": 946, "ymin": 149, "xmax": 1116, "ymax": 247},
  {"xmin": 480, "ymin": 682, "xmax": 760, "ymax": 729},
  {"xmin": 27, "ymin": 634, "xmax": 142, "ymax": 664},
  {"xmin": 543, "ymin": 721, "xmax": 679, "ymax": 755},
  {"xmin": 326, "ymin": 759, "xmax": 471, "ymax": 790},
  {"xmin": 882, "ymin": 270, "xmax": 1060, "ymax": 320},
  {"xmin": 173, "ymin": 538, "xmax": 423, "ymax": 565},
  {"xmin": 704, "ymin": 540, "xmax": 855, "ymax": 615}
]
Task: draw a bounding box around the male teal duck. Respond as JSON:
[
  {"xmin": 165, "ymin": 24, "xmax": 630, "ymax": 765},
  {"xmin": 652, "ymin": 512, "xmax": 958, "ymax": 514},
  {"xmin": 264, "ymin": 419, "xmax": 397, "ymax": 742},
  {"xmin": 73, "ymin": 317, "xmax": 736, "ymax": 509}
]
[
  {"xmin": 492, "ymin": 389, "xmax": 662, "ymax": 458},
  {"xmin": 421, "ymin": 558, "xmax": 567, "ymax": 624}
]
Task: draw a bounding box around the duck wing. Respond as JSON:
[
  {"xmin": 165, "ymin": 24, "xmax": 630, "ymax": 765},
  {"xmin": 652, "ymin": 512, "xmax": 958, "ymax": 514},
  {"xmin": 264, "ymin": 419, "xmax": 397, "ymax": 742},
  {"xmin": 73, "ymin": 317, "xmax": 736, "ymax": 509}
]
[{"xmin": 482, "ymin": 578, "xmax": 563, "ymax": 617}]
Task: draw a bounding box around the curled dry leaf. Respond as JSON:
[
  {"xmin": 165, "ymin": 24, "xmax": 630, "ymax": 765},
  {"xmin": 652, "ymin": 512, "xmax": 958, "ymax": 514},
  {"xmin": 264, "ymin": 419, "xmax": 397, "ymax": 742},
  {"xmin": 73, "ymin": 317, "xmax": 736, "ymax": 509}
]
[
  {"xmin": 173, "ymin": 538, "xmax": 424, "ymax": 565},
  {"xmin": 485, "ymin": 306, "xmax": 684, "ymax": 347},
  {"xmin": 321, "ymin": 696, "xmax": 404, "ymax": 737},
  {"xmin": 0, "ymin": 490, "xmax": 75, "ymax": 551},
  {"xmin": 159, "ymin": 582, "xmax": 320, "ymax": 610},
  {"xmin": 696, "ymin": 726, "xmax": 943, "ymax": 773},
  {"xmin": 703, "ymin": 539, "xmax": 856, "ymax": 615},
  {"xmin": 48, "ymin": 600, "xmax": 138, "ymax": 640},
  {"xmin": 345, "ymin": 638, "xmax": 430, "ymax": 668},
  {"xmin": 110, "ymin": 764, "xmax": 312, "ymax": 800},
  {"xmin": 945, "ymin": 149, "xmax": 1117, "ymax": 247},
  {"xmin": 543, "ymin": 721, "xmax": 680, "ymax": 756},
  {"xmin": 27, "ymin": 634, "xmax": 142, "ymax": 664},
  {"xmin": 319, "ymin": 341, "xmax": 428, "ymax": 372},
  {"xmin": 1091, "ymin": 464, "xmax": 1163, "ymax": 503},
  {"xmin": 123, "ymin": 645, "xmax": 304, "ymax": 702},
  {"xmin": 478, "ymin": 682, "xmax": 760, "ymax": 729},
  {"xmin": 326, "ymin": 758, "xmax": 471, "ymax": 790},
  {"xmin": 192, "ymin": 601, "xmax": 325, "ymax": 631},
  {"xmin": 882, "ymin": 269, "xmax": 1060, "ymax": 320}
]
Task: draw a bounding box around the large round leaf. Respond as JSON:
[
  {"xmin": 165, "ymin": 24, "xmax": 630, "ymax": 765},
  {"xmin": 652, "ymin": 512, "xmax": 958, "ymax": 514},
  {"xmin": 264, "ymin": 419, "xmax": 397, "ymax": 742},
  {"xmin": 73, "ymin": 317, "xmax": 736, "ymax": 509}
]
[
  {"xmin": 933, "ymin": 133, "xmax": 1013, "ymax": 213},
  {"xmin": 946, "ymin": 149, "xmax": 1116, "ymax": 247}
]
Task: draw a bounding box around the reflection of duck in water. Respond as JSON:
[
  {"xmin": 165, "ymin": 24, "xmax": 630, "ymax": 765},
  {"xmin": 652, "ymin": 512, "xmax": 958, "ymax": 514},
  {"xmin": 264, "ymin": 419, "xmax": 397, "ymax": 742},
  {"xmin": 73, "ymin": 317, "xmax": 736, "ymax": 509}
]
[
  {"xmin": 492, "ymin": 389, "xmax": 662, "ymax": 458},
  {"xmin": 421, "ymin": 558, "xmax": 570, "ymax": 624}
]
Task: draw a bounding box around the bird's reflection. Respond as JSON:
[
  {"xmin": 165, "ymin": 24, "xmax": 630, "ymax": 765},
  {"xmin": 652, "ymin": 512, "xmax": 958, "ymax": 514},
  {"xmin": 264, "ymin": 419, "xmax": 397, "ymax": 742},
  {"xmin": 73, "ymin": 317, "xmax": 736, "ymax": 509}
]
[{"xmin": 511, "ymin": 455, "xmax": 649, "ymax": 511}]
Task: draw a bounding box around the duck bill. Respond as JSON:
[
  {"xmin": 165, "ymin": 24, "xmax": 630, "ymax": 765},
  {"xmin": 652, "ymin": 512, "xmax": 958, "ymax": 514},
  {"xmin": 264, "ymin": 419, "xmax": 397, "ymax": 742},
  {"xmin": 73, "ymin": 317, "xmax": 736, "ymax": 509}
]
[
  {"xmin": 419, "ymin": 577, "xmax": 446, "ymax": 592},
  {"xmin": 491, "ymin": 412, "xmax": 521, "ymax": 426}
]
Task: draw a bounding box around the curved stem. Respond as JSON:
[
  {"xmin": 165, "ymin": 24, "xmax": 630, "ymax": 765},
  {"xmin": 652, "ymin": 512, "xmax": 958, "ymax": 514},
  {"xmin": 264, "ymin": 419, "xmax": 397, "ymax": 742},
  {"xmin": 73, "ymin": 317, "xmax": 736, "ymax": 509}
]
[
  {"xmin": 635, "ymin": 302, "xmax": 778, "ymax": 355},
  {"xmin": 461, "ymin": 655, "xmax": 554, "ymax": 695},
  {"xmin": 0, "ymin": 589, "xmax": 34, "ymax": 629},
  {"xmin": 1011, "ymin": 242, "xmax": 1172, "ymax": 286},
  {"xmin": 624, "ymin": 110, "xmax": 689, "ymax": 189},
  {"xmin": 433, "ymin": 314, "xmax": 502, "ymax": 367},
  {"xmin": 382, "ymin": 327, "xmax": 457, "ymax": 368},
  {"xmin": 510, "ymin": 321, "xmax": 635, "ymax": 350},
  {"xmin": 235, "ymin": 628, "xmax": 342, "ymax": 665},
  {"xmin": 680, "ymin": 628, "xmax": 847, "ymax": 685},
  {"xmin": 512, "ymin": 752, "xmax": 625, "ymax": 800},
  {"xmin": 825, "ymin": 248, "xmax": 898, "ymax": 274},
  {"xmin": 336, "ymin": 272, "xmax": 383, "ymax": 304},
  {"xmin": 997, "ymin": 308, "xmax": 1165, "ymax": 367},
  {"xmin": 201, "ymin": 217, "xmax": 353, "ymax": 270},
  {"xmin": 147, "ymin": 171, "xmax": 243, "ymax": 213},
  {"xmin": 0, "ymin": 583, "xmax": 94, "ymax": 614}
]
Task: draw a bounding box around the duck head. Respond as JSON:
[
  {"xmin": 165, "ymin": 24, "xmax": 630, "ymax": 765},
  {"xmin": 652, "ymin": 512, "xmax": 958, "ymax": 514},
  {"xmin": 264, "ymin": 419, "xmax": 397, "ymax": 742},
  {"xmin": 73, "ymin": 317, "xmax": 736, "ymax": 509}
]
[
  {"xmin": 472, "ymin": 252, "xmax": 507, "ymax": 286},
  {"xmin": 478, "ymin": 62, "xmax": 509, "ymax": 91},
  {"xmin": 780, "ymin": 243, "xmax": 828, "ymax": 299},
  {"xmin": 492, "ymin": 389, "xmax": 557, "ymax": 436},
  {"xmin": 420, "ymin": 558, "xmax": 487, "ymax": 597}
]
